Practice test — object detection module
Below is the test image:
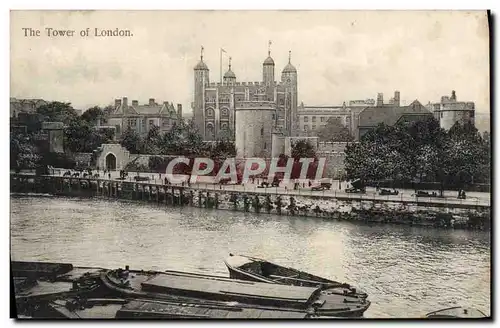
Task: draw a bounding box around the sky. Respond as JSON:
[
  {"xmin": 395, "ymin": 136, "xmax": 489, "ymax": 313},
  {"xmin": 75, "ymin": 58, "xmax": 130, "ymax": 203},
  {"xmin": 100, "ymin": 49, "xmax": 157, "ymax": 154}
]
[{"xmin": 10, "ymin": 10, "xmax": 490, "ymax": 113}]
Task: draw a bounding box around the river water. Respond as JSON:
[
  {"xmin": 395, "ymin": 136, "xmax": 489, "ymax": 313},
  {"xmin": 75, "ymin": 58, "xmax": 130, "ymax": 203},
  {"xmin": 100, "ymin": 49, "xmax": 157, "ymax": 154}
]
[{"xmin": 10, "ymin": 195, "xmax": 491, "ymax": 318}]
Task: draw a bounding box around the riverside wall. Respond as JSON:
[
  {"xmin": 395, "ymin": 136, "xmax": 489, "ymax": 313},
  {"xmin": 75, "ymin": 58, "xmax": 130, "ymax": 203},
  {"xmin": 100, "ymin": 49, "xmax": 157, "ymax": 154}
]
[{"xmin": 10, "ymin": 174, "xmax": 490, "ymax": 231}]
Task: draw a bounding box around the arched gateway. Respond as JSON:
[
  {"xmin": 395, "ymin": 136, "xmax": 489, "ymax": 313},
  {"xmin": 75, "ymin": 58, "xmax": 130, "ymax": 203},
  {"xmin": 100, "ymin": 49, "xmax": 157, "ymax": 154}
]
[
  {"xmin": 94, "ymin": 144, "xmax": 131, "ymax": 171},
  {"xmin": 105, "ymin": 153, "xmax": 117, "ymax": 170}
]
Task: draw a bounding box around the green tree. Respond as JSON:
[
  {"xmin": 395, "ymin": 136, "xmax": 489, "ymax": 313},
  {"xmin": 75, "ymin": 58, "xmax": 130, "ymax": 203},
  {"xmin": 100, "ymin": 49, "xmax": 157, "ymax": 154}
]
[{"xmin": 317, "ymin": 117, "xmax": 353, "ymax": 142}]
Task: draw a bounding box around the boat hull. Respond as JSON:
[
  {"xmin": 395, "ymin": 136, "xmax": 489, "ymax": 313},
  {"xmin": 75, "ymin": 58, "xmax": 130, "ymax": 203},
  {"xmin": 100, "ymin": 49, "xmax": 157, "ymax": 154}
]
[{"xmin": 224, "ymin": 254, "xmax": 368, "ymax": 299}]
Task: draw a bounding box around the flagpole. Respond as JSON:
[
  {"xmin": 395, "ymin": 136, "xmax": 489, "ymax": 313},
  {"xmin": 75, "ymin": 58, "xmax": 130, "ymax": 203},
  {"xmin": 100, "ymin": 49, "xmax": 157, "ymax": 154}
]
[{"xmin": 220, "ymin": 48, "xmax": 222, "ymax": 83}]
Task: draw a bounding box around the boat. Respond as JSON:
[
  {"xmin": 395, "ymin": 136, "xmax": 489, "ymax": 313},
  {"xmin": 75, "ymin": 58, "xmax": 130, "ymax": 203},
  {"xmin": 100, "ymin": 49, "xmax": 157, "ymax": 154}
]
[
  {"xmin": 42, "ymin": 297, "xmax": 340, "ymax": 319},
  {"xmin": 12, "ymin": 261, "xmax": 348, "ymax": 319},
  {"xmin": 224, "ymin": 254, "xmax": 368, "ymax": 299},
  {"xmin": 116, "ymin": 299, "xmax": 330, "ymax": 319},
  {"xmin": 36, "ymin": 298, "xmax": 128, "ymax": 319},
  {"xmin": 424, "ymin": 306, "xmax": 489, "ymax": 318},
  {"xmin": 101, "ymin": 267, "xmax": 370, "ymax": 317}
]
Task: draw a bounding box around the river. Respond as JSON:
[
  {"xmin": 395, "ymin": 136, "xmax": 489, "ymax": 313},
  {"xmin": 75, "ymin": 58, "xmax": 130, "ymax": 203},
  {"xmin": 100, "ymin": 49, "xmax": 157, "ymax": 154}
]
[{"xmin": 10, "ymin": 195, "xmax": 491, "ymax": 318}]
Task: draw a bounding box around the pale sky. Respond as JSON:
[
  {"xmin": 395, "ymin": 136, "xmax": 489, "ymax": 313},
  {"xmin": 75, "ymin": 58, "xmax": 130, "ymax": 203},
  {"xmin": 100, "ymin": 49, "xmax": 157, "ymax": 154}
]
[{"xmin": 10, "ymin": 10, "xmax": 490, "ymax": 113}]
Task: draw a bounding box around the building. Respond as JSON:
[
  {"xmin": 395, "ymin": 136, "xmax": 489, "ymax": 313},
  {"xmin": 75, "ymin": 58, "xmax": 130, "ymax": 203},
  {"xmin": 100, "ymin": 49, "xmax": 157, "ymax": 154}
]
[
  {"xmin": 297, "ymin": 103, "xmax": 351, "ymax": 137},
  {"xmin": 348, "ymin": 99, "xmax": 376, "ymax": 107},
  {"xmin": 192, "ymin": 47, "xmax": 299, "ymax": 149},
  {"xmin": 428, "ymin": 91, "xmax": 475, "ymax": 130},
  {"xmin": 357, "ymin": 91, "xmax": 433, "ymax": 140},
  {"xmin": 297, "ymin": 101, "xmax": 373, "ymax": 138},
  {"xmin": 10, "ymin": 98, "xmax": 48, "ymax": 118},
  {"xmin": 107, "ymin": 97, "xmax": 183, "ymax": 137},
  {"xmin": 235, "ymin": 101, "xmax": 276, "ymax": 158}
]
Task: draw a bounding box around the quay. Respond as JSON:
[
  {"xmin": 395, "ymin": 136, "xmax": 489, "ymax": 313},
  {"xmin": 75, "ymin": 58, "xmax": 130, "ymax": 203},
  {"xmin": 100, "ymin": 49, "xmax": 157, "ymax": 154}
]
[{"xmin": 10, "ymin": 173, "xmax": 491, "ymax": 230}]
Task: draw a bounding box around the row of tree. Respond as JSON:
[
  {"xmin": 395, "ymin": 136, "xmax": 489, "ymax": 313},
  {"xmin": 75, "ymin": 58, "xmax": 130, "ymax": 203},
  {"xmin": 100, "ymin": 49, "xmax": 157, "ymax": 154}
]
[
  {"xmin": 10, "ymin": 102, "xmax": 115, "ymax": 171},
  {"xmin": 119, "ymin": 120, "xmax": 237, "ymax": 159},
  {"xmin": 344, "ymin": 117, "xmax": 490, "ymax": 192}
]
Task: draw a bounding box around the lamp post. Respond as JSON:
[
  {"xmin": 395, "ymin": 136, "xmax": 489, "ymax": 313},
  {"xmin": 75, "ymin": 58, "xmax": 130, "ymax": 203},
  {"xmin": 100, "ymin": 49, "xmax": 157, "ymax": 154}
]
[{"xmin": 337, "ymin": 169, "xmax": 342, "ymax": 190}]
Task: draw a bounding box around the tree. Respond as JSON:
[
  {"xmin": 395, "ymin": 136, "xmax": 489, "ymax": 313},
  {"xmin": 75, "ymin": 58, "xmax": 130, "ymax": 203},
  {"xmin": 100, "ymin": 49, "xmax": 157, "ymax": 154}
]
[
  {"xmin": 344, "ymin": 116, "xmax": 491, "ymax": 193},
  {"xmin": 317, "ymin": 117, "xmax": 353, "ymax": 142},
  {"xmin": 143, "ymin": 125, "xmax": 161, "ymax": 154},
  {"xmin": 36, "ymin": 102, "xmax": 78, "ymax": 124},
  {"xmin": 64, "ymin": 117, "xmax": 112, "ymax": 153},
  {"xmin": 291, "ymin": 140, "xmax": 317, "ymax": 160},
  {"xmin": 120, "ymin": 127, "xmax": 143, "ymax": 154},
  {"xmin": 81, "ymin": 106, "xmax": 104, "ymax": 125},
  {"xmin": 446, "ymin": 122, "xmax": 489, "ymax": 187},
  {"xmin": 289, "ymin": 140, "xmax": 320, "ymax": 179},
  {"xmin": 10, "ymin": 133, "xmax": 41, "ymax": 171}
]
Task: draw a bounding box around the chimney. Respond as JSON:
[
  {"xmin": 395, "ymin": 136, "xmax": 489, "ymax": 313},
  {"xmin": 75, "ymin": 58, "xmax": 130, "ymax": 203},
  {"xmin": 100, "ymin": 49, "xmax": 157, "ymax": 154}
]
[
  {"xmin": 122, "ymin": 97, "xmax": 128, "ymax": 109},
  {"xmin": 177, "ymin": 104, "xmax": 183, "ymax": 118},
  {"xmin": 394, "ymin": 91, "xmax": 400, "ymax": 107},
  {"xmin": 149, "ymin": 98, "xmax": 155, "ymax": 106},
  {"xmin": 115, "ymin": 98, "xmax": 122, "ymax": 108},
  {"xmin": 376, "ymin": 93, "xmax": 384, "ymax": 107},
  {"xmin": 132, "ymin": 100, "xmax": 138, "ymax": 107},
  {"xmin": 451, "ymin": 90, "xmax": 456, "ymax": 101}
]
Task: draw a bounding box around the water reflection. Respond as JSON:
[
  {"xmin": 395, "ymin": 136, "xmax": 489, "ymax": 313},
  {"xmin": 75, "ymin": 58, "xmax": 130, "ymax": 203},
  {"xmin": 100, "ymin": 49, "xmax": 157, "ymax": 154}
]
[{"xmin": 10, "ymin": 196, "xmax": 490, "ymax": 318}]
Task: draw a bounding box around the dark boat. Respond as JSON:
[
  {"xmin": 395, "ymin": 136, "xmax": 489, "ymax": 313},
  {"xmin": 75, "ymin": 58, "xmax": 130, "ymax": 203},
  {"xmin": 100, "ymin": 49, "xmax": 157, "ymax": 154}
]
[
  {"xmin": 12, "ymin": 261, "xmax": 345, "ymax": 319},
  {"xmin": 224, "ymin": 254, "xmax": 368, "ymax": 299},
  {"xmin": 424, "ymin": 306, "xmax": 488, "ymax": 318},
  {"xmin": 116, "ymin": 299, "xmax": 330, "ymax": 319},
  {"xmin": 35, "ymin": 298, "xmax": 128, "ymax": 319},
  {"xmin": 101, "ymin": 267, "xmax": 370, "ymax": 317},
  {"xmin": 11, "ymin": 261, "xmax": 74, "ymax": 280},
  {"xmin": 43, "ymin": 297, "xmax": 340, "ymax": 319}
]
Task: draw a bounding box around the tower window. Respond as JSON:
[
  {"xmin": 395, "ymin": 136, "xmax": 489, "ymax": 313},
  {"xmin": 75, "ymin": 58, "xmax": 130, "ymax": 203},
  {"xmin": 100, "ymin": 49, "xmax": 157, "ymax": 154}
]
[
  {"xmin": 304, "ymin": 116, "xmax": 309, "ymax": 122},
  {"xmin": 264, "ymin": 142, "xmax": 267, "ymax": 149},
  {"xmin": 304, "ymin": 125, "xmax": 309, "ymax": 131},
  {"xmin": 312, "ymin": 116, "xmax": 317, "ymax": 123},
  {"xmin": 261, "ymin": 127, "xmax": 264, "ymax": 136}
]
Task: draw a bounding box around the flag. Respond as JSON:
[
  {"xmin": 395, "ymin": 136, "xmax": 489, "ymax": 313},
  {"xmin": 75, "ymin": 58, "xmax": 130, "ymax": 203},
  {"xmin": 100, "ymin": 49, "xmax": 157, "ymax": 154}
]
[{"xmin": 221, "ymin": 48, "xmax": 227, "ymax": 53}]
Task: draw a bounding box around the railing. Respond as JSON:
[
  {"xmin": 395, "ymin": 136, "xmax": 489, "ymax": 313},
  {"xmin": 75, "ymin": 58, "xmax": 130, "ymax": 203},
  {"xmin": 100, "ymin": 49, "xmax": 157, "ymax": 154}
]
[{"xmin": 10, "ymin": 171, "xmax": 490, "ymax": 208}]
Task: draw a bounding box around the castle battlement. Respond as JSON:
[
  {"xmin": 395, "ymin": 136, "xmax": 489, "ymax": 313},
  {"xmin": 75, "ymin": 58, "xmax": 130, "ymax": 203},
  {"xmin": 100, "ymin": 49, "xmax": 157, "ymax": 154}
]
[{"xmin": 236, "ymin": 101, "xmax": 277, "ymax": 109}]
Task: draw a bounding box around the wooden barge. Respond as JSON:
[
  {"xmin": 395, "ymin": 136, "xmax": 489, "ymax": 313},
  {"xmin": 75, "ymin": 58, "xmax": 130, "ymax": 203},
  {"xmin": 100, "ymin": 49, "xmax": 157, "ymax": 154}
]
[
  {"xmin": 224, "ymin": 254, "xmax": 367, "ymax": 299},
  {"xmin": 12, "ymin": 261, "xmax": 356, "ymax": 319},
  {"xmin": 101, "ymin": 267, "xmax": 371, "ymax": 317}
]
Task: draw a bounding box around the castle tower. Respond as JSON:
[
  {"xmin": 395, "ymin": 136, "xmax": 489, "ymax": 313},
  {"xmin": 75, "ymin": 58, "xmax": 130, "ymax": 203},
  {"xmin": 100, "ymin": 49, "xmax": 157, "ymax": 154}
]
[
  {"xmin": 281, "ymin": 51, "xmax": 298, "ymax": 136},
  {"xmin": 263, "ymin": 41, "xmax": 275, "ymax": 86},
  {"xmin": 223, "ymin": 57, "xmax": 236, "ymax": 84},
  {"xmin": 193, "ymin": 46, "xmax": 210, "ymax": 137}
]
